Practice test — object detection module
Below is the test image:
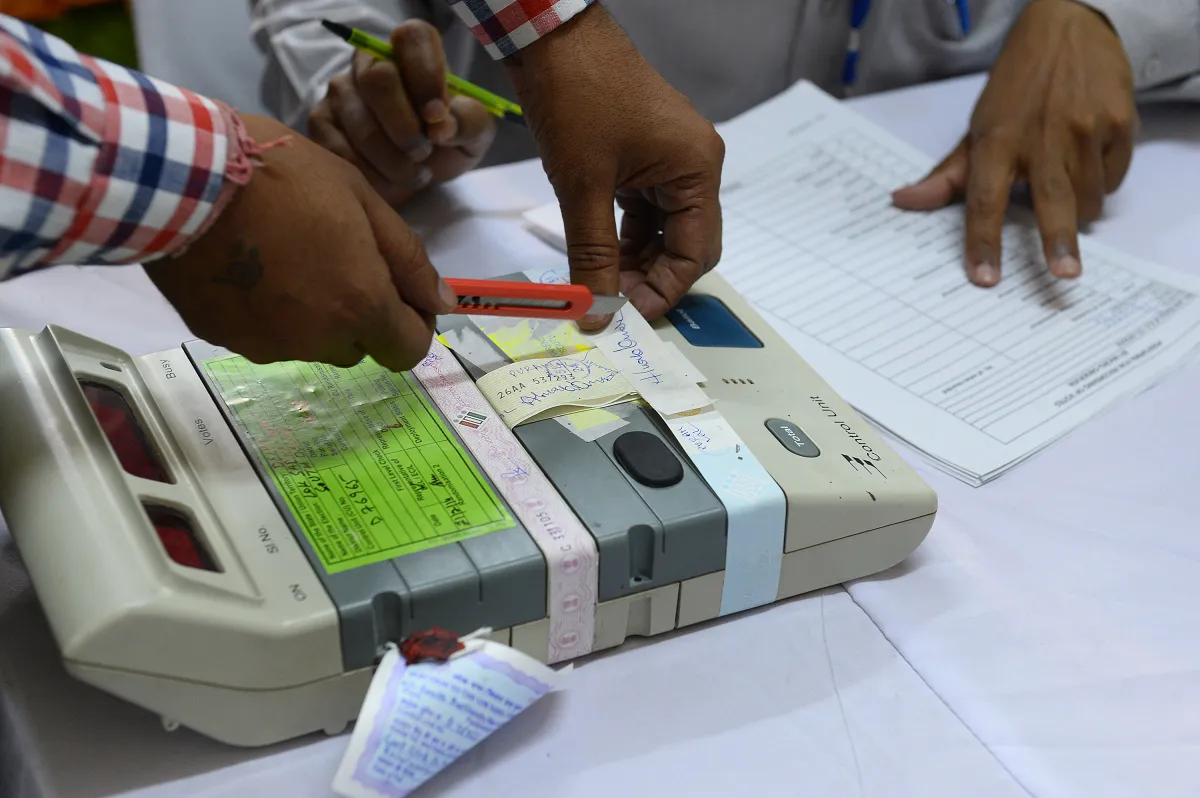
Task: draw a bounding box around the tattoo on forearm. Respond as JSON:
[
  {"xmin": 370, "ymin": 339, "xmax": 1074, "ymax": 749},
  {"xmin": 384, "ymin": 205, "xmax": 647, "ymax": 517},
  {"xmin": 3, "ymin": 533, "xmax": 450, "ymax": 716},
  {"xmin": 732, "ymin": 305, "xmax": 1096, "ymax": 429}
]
[{"xmin": 212, "ymin": 240, "xmax": 264, "ymax": 290}]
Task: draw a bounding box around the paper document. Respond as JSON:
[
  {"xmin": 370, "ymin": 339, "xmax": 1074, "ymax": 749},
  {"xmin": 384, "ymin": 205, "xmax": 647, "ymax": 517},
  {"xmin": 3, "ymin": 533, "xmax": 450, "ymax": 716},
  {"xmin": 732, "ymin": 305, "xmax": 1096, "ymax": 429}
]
[
  {"xmin": 202, "ymin": 355, "xmax": 513, "ymax": 570},
  {"xmin": 475, "ymin": 349, "xmax": 636, "ymax": 427},
  {"xmin": 593, "ymin": 328, "xmax": 712, "ymax": 416},
  {"xmin": 333, "ymin": 637, "xmax": 564, "ymax": 798},
  {"xmin": 524, "ymin": 82, "xmax": 1200, "ymax": 485}
]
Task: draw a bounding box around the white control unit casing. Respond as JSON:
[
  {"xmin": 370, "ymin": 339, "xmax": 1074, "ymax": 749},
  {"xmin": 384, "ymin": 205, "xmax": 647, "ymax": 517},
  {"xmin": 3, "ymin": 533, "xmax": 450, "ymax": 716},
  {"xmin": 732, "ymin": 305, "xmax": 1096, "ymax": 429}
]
[{"xmin": 0, "ymin": 273, "xmax": 935, "ymax": 747}]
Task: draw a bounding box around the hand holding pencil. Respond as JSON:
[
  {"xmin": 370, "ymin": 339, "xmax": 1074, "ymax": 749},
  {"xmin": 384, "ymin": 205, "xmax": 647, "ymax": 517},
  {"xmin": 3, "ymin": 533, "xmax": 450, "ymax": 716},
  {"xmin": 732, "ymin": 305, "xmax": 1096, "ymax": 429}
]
[{"xmin": 307, "ymin": 20, "xmax": 499, "ymax": 206}]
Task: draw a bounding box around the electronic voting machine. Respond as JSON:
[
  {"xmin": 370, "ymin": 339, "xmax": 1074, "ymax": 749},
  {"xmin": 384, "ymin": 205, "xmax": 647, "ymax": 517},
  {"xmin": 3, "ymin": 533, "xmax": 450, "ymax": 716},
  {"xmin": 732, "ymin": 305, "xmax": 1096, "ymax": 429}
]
[{"xmin": 0, "ymin": 269, "xmax": 936, "ymax": 747}]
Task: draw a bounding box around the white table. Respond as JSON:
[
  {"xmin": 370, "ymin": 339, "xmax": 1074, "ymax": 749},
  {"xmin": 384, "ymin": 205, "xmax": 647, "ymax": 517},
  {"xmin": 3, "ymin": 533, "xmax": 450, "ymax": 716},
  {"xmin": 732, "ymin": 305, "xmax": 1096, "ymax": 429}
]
[{"xmin": 2, "ymin": 74, "xmax": 1199, "ymax": 798}]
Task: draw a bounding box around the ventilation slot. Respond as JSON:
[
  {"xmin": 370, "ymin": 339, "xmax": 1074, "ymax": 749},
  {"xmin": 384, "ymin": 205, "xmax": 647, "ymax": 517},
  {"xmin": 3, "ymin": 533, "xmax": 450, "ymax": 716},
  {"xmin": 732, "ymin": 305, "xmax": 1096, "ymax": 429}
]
[
  {"xmin": 720, "ymin": 378, "xmax": 756, "ymax": 385},
  {"xmin": 628, "ymin": 524, "xmax": 655, "ymax": 585},
  {"xmin": 79, "ymin": 380, "xmax": 172, "ymax": 483}
]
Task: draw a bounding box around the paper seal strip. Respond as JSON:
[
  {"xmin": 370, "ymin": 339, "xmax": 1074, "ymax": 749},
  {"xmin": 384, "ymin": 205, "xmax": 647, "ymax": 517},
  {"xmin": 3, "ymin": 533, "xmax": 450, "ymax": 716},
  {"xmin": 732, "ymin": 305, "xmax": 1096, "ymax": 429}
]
[
  {"xmin": 475, "ymin": 348, "xmax": 637, "ymax": 428},
  {"xmin": 666, "ymin": 410, "xmax": 787, "ymax": 614},
  {"xmin": 413, "ymin": 342, "xmax": 597, "ymax": 662}
]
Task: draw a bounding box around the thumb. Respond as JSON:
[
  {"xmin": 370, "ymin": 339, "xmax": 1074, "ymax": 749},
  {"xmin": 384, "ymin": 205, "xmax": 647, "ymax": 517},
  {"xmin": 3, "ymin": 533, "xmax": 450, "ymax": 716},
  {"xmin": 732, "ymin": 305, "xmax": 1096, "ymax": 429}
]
[
  {"xmin": 558, "ymin": 186, "xmax": 620, "ymax": 330},
  {"xmin": 362, "ymin": 189, "xmax": 457, "ymax": 315},
  {"xmin": 892, "ymin": 138, "xmax": 970, "ymax": 211}
]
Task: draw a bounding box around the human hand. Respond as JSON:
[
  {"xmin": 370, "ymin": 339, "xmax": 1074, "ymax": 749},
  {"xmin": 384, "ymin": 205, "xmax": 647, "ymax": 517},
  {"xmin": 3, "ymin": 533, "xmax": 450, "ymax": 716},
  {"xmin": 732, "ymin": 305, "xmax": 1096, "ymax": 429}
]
[
  {"xmin": 145, "ymin": 114, "xmax": 457, "ymax": 371},
  {"xmin": 892, "ymin": 0, "xmax": 1136, "ymax": 287},
  {"xmin": 308, "ymin": 21, "xmax": 496, "ymax": 206},
  {"xmin": 506, "ymin": 5, "xmax": 724, "ymax": 329}
]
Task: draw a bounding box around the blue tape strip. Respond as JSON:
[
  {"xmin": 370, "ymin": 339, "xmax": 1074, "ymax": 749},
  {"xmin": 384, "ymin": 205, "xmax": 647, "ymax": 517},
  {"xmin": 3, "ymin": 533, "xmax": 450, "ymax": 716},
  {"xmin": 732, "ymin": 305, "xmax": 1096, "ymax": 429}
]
[{"xmin": 687, "ymin": 444, "xmax": 786, "ymax": 615}]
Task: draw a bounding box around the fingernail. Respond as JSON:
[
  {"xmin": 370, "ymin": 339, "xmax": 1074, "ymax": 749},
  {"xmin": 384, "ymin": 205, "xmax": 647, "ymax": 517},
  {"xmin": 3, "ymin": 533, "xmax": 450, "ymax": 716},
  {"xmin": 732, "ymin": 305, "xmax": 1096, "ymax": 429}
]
[
  {"xmin": 414, "ymin": 166, "xmax": 432, "ymax": 187},
  {"xmin": 972, "ymin": 263, "xmax": 1000, "ymax": 287},
  {"xmin": 408, "ymin": 141, "xmax": 433, "ymax": 163},
  {"xmin": 423, "ymin": 99, "xmax": 447, "ymax": 123},
  {"xmin": 1052, "ymin": 255, "xmax": 1082, "ymax": 279},
  {"xmin": 438, "ymin": 278, "xmax": 459, "ymax": 310},
  {"xmin": 579, "ymin": 313, "xmax": 612, "ymax": 330}
]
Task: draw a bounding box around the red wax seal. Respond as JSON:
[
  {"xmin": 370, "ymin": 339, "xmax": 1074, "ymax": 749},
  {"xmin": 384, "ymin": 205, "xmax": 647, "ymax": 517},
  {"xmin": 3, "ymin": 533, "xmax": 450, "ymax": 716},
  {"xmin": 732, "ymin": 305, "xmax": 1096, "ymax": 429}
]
[{"xmin": 399, "ymin": 627, "xmax": 464, "ymax": 665}]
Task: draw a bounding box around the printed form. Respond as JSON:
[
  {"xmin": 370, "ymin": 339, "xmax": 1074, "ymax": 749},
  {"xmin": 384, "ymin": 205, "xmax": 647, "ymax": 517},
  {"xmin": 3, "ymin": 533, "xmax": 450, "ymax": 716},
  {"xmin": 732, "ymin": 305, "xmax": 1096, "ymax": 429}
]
[
  {"xmin": 716, "ymin": 83, "xmax": 1200, "ymax": 483},
  {"xmin": 525, "ymin": 82, "xmax": 1200, "ymax": 484}
]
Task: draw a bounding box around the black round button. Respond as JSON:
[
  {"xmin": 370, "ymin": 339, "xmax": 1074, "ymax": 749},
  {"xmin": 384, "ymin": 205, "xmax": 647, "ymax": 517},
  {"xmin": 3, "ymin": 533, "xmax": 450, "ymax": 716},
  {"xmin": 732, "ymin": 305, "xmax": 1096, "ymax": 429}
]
[{"xmin": 613, "ymin": 431, "xmax": 684, "ymax": 488}]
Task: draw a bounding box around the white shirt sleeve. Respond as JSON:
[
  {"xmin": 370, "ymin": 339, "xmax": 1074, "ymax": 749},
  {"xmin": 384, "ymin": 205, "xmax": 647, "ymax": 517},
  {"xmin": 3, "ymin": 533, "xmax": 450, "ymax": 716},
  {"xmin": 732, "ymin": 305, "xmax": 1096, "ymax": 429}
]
[
  {"xmin": 248, "ymin": 0, "xmax": 434, "ymax": 131},
  {"xmin": 1077, "ymin": 0, "xmax": 1200, "ymax": 98}
]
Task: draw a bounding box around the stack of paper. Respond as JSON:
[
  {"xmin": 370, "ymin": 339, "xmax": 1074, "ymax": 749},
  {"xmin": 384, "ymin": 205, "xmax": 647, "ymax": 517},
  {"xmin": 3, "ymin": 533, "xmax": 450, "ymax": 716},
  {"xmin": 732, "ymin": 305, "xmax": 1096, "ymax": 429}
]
[{"xmin": 523, "ymin": 82, "xmax": 1200, "ymax": 486}]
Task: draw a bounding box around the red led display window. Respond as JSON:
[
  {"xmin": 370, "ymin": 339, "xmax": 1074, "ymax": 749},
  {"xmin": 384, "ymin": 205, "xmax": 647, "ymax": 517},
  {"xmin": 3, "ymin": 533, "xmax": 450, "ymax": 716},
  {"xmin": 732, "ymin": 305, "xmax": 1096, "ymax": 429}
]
[
  {"xmin": 144, "ymin": 505, "xmax": 216, "ymax": 571},
  {"xmin": 79, "ymin": 381, "xmax": 171, "ymax": 483}
]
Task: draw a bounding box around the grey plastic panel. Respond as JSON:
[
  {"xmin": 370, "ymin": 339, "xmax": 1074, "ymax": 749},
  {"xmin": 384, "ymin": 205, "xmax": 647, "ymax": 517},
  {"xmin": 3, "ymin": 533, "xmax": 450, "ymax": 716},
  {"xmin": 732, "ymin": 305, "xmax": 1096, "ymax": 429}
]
[
  {"xmin": 515, "ymin": 413, "xmax": 662, "ymax": 600},
  {"xmin": 459, "ymin": 527, "xmax": 547, "ymax": 636},
  {"xmin": 182, "ymin": 341, "xmax": 546, "ymax": 671},
  {"xmin": 438, "ymin": 272, "xmax": 728, "ymax": 602},
  {"xmin": 597, "ymin": 410, "xmax": 727, "ymax": 579},
  {"xmin": 517, "ymin": 403, "xmax": 727, "ymax": 600}
]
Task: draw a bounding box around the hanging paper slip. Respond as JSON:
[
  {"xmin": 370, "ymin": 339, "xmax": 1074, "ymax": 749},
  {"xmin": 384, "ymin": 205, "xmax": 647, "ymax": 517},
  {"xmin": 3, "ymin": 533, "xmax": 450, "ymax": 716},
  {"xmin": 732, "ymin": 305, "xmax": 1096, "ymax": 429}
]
[
  {"xmin": 475, "ymin": 349, "xmax": 636, "ymax": 428},
  {"xmin": 333, "ymin": 637, "xmax": 565, "ymax": 798},
  {"xmin": 593, "ymin": 327, "xmax": 712, "ymax": 417}
]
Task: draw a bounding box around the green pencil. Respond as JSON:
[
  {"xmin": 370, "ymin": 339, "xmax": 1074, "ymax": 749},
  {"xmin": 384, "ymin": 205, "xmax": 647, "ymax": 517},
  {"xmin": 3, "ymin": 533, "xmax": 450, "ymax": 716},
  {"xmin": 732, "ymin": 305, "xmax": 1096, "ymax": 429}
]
[{"xmin": 320, "ymin": 19, "xmax": 526, "ymax": 127}]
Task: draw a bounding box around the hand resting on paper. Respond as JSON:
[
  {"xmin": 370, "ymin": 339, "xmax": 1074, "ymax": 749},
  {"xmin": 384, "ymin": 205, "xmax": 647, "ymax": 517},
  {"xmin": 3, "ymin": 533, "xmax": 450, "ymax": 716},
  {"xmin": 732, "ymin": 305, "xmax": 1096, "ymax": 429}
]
[
  {"xmin": 892, "ymin": 0, "xmax": 1137, "ymax": 288},
  {"xmin": 145, "ymin": 115, "xmax": 457, "ymax": 372},
  {"xmin": 505, "ymin": 5, "xmax": 725, "ymax": 329},
  {"xmin": 309, "ymin": 21, "xmax": 497, "ymax": 206}
]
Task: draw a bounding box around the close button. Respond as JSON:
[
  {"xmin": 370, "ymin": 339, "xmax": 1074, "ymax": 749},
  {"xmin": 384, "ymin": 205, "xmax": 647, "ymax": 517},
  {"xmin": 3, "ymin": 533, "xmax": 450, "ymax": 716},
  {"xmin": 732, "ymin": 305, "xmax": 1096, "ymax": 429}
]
[{"xmin": 613, "ymin": 431, "xmax": 684, "ymax": 488}]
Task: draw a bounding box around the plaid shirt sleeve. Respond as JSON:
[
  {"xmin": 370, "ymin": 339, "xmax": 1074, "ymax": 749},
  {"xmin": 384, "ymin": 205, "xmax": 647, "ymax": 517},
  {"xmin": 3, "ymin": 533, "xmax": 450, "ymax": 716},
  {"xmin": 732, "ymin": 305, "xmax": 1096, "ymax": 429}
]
[
  {"xmin": 442, "ymin": 0, "xmax": 599, "ymax": 58},
  {"xmin": 0, "ymin": 15, "xmax": 252, "ymax": 278}
]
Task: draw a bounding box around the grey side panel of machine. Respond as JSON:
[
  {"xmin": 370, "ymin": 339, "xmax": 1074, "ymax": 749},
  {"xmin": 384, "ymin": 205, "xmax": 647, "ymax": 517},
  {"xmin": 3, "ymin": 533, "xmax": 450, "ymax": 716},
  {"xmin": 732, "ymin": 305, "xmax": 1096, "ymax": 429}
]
[
  {"xmin": 437, "ymin": 273, "xmax": 729, "ymax": 603},
  {"xmin": 516, "ymin": 404, "xmax": 727, "ymax": 601}
]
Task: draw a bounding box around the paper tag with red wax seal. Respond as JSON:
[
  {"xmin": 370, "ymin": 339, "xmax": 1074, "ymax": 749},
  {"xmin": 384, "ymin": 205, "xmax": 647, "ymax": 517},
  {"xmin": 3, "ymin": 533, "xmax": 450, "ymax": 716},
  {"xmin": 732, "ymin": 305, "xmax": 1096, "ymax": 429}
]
[{"xmin": 332, "ymin": 628, "xmax": 571, "ymax": 798}]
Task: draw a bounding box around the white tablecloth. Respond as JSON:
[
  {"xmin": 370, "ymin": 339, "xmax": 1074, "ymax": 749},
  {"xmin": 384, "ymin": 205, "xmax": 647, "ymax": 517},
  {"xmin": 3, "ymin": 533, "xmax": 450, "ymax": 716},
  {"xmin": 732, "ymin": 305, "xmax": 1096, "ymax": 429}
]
[{"xmin": 2, "ymin": 74, "xmax": 1199, "ymax": 798}]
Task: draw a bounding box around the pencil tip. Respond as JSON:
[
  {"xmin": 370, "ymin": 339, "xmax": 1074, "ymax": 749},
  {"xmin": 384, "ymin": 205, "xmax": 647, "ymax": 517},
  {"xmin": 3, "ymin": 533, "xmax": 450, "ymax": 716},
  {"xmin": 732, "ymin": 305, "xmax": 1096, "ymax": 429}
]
[{"xmin": 320, "ymin": 19, "xmax": 352, "ymax": 40}]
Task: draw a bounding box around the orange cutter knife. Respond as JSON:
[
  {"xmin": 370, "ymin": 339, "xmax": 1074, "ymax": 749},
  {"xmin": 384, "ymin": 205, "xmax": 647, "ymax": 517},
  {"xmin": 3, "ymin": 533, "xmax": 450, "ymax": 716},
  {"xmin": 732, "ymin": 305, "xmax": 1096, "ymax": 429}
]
[{"xmin": 445, "ymin": 278, "xmax": 628, "ymax": 320}]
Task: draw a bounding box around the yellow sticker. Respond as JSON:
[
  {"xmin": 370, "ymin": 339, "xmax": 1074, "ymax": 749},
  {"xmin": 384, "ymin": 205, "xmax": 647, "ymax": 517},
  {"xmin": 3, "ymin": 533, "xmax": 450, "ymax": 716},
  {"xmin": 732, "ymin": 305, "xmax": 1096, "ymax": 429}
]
[
  {"xmin": 469, "ymin": 316, "xmax": 609, "ymax": 362},
  {"xmin": 565, "ymin": 407, "xmax": 624, "ymax": 431}
]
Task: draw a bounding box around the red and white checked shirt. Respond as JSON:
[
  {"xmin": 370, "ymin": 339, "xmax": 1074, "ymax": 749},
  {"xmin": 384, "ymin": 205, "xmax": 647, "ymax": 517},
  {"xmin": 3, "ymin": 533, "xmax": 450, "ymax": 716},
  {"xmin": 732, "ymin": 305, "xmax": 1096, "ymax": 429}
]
[
  {"xmin": 443, "ymin": 0, "xmax": 598, "ymax": 58},
  {"xmin": 0, "ymin": 2, "xmax": 586, "ymax": 279},
  {"xmin": 0, "ymin": 14, "xmax": 253, "ymax": 278}
]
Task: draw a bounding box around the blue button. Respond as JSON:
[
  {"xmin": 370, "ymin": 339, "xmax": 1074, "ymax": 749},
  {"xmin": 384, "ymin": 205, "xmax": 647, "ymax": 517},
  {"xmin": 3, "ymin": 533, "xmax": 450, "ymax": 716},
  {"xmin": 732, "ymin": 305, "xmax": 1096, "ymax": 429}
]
[{"xmin": 666, "ymin": 295, "xmax": 763, "ymax": 349}]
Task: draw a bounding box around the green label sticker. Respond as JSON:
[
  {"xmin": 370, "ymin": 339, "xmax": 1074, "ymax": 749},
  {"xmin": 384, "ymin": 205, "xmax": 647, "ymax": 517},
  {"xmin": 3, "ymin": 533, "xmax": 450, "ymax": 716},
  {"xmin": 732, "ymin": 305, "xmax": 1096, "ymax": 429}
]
[{"xmin": 202, "ymin": 355, "xmax": 513, "ymax": 573}]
